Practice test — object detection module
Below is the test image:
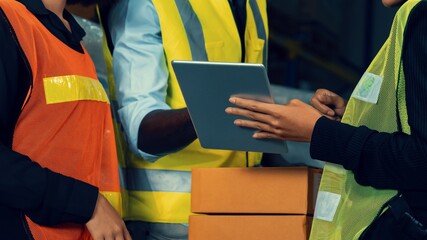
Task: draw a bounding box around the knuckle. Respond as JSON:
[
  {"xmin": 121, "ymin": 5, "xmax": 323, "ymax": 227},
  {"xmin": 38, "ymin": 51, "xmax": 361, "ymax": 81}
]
[
  {"xmin": 112, "ymin": 225, "xmax": 123, "ymax": 234},
  {"xmin": 271, "ymin": 119, "xmax": 280, "ymax": 127},
  {"xmin": 274, "ymin": 129, "xmax": 284, "ymax": 136},
  {"xmin": 266, "ymin": 133, "xmax": 274, "ymax": 139},
  {"xmin": 315, "ymin": 89, "xmax": 324, "ymax": 95},
  {"xmin": 250, "ymin": 104, "xmax": 258, "ymax": 111},
  {"xmin": 248, "ymin": 112, "xmax": 255, "ymax": 119},
  {"xmin": 289, "ymin": 99, "xmax": 299, "ymax": 104}
]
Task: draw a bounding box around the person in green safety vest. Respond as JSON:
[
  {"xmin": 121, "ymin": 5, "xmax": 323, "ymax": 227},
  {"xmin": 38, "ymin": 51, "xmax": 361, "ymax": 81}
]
[{"xmin": 226, "ymin": 0, "xmax": 427, "ymax": 239}]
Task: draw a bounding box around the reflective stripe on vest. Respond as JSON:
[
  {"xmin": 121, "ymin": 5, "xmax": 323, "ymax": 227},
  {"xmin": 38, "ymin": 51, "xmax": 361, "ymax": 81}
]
[
  {"xmin": 43, "ymin": 75, "xmax": 109, "ymax": 104},
  {"xmin": 125, "ymin": 168, "xmax": 191, "ymax": 192},
  {"xmin": 248, "ymin": 0, "xmax": 268, "ymax": 66},
  {"xmin": 175, "ymin": 0, "xmax": 208, "ymax": 61},
  {"xmin": 310, "ymin": 1, "xmax": 420, "ymax": 239},
  {"xmin": 2, "ymin": 1, "xmax": 121, "ymax": 239}
]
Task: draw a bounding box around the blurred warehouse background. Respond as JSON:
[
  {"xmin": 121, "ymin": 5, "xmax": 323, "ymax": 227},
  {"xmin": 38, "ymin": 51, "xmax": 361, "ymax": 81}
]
[
  {"xmin": 67, "ymin": 0, "xmax": 399, "ymax": 99},
  {"xmin": 266, "ymin": 0, "xmax": 397, "ymax": 98}
]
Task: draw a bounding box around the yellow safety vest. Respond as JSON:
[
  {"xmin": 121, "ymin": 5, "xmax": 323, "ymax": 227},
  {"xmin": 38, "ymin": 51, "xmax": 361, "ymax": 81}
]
[
  {"xmin": 100, "ymin": 0, "xmax": 268, "ymax": 224},
  {"xmin": 310, "ymin": 1, "xmax": 420, "ymax": 239}
]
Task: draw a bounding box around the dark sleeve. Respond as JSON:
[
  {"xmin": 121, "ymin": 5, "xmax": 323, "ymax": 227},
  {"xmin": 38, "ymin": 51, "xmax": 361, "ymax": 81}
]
[
  {"xmin": 310, "ymin": 2, "xmax": 427, "ymax": 191},
  {"xmin": 0, "ymin": 8, "xmax": 98, "ymax": 226}
]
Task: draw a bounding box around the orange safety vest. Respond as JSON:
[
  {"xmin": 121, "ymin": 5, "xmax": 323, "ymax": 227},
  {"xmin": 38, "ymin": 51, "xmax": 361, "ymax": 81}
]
[{"xmin": 1, "ymin": 1, "xmax": 121, "ymax": 239}]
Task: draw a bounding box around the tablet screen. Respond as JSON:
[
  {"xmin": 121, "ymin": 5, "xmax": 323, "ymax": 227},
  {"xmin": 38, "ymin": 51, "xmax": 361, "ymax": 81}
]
[{"xmin": 172, "ymin": 60, "xmax": 288, "ymax": 154}]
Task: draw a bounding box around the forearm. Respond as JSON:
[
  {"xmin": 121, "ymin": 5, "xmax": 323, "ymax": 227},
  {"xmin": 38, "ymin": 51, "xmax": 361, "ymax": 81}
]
[
  {"xmin": 310, "ymin": 117, "xmax": 427, "ymax": 191},
  {"xmin": 0, "ymin": 145, "xmax": 98, "ymax": 226},
  {"xmin": 138, "ymin": 108, "xmax": 197, "ymax": 155}
]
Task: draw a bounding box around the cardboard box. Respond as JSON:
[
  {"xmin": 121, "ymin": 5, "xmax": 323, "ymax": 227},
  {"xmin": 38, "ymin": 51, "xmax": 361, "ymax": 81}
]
[
  {"xmin": 189, "ymin": 215, "xmax": 312, "ymax": 240},
  {"xmin": 191, "ymin": 167, "xmax": 322, "ymax": 214}
]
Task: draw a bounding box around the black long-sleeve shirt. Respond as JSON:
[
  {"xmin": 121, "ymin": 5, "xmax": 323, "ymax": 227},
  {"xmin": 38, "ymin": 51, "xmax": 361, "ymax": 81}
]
[
  {"xmin": 0, "ymin": 0, "xmax": 98, "ymax": 237},
  {"xmin": 311, "ymin": 2, "xmax": 427, "ymax": 224}
]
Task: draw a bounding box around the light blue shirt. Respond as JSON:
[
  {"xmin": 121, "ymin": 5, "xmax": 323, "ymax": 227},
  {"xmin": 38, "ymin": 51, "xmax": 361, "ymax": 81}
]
[{"xmin": 109, "ymin": 0, "xmax": 168, "ymax": 161}]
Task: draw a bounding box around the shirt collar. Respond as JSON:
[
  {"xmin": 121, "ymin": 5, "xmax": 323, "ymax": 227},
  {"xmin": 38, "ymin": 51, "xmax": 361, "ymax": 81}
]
[
  {"xmin": 17, "ymin": 0, "xmax": 86, "ymax": 42},
  {"xmin": 17, "ymin": 0, "xmax": 50, "ymax": 15},
  {"xmin": 65, "ymin": 10, "xmax": 86, "ymax": 41}
]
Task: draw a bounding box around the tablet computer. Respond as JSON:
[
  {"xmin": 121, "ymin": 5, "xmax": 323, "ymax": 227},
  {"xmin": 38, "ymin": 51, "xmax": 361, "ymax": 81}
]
[{"xmin": 172, "ymin": 60, "xmax": 288, "ymax": 154}]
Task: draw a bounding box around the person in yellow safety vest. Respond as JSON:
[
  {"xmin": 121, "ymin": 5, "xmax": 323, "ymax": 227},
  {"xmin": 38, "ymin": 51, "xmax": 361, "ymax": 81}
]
[
  {"xmin": 226, "ymin": 0, "xmax": 427, "ymax": 239},
  {"xmin": 0, "ymin": 0, "xmax": 131, "ymax": 239},
  {"xmin": 102, "ymin": 0, "xmax": 268, "ymax": 238}
]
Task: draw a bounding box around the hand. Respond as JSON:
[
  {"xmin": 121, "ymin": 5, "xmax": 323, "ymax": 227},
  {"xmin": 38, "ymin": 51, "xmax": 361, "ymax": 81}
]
[
  {"xmin": 310, "ymin": 89, "xmax": 346, "ymax": 121},
  {"xmin": 86, "ymin": 194, "xmax": 131, "ymax": 240},
  {"xmin": 226, "ymin": 97, "xmax": 322, "ymax": 142}
]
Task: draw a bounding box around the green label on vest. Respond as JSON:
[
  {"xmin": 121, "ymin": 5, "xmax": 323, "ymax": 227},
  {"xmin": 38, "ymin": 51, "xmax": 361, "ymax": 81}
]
[{"xmin": 352, "ymin": 72, "xmax": 383, "ymax": 104}]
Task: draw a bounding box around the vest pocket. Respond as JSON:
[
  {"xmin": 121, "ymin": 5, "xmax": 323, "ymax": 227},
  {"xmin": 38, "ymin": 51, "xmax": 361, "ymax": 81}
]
[
  {"xmin": 205, "ymin": 41, "xmax": 224, "ymax": 61},
  {"xmin": 245, "ymin": 38, "xmax": 265, "ymax": 64}
]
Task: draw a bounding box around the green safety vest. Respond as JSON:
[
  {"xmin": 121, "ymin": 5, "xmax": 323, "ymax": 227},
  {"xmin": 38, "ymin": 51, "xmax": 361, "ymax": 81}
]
[
  {"xmin": 100, "ymin": 0, "xmax": 268, "ymax": 224},
  {"xmin": 310, "ymin": 0, "xmax": 421, "ymax": 239}
]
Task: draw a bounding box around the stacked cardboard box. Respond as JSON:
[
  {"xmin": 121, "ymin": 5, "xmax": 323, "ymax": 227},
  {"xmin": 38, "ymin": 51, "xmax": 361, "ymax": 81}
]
[{"xmin": 189, "ymin": 167, "xmax": 322, "ymax": 240}]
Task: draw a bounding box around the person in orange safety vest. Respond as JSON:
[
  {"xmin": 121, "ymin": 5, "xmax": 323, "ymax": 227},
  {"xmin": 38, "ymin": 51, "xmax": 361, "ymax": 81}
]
[{"xmin": 0, "ymin": 0, "xmax": 130, "ymax": 239}]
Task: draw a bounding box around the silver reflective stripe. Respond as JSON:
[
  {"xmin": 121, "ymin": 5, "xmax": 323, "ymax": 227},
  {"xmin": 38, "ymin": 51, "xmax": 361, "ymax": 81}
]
[
  {"xmin": 119, "ymin": 167, "xmax": 127, "ymax": 188},
  {"xmin": 175, "ymin": 0, "xmax": 208, "ymax": 61},
  {"xmin": 125, "ymin": 168, "xmax": 192, "ymax": 193},
  {"xmin": 248, "ymin": 0, "xmax": 268, "ymax": 67}
]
